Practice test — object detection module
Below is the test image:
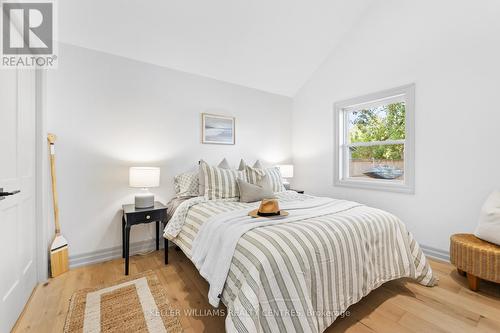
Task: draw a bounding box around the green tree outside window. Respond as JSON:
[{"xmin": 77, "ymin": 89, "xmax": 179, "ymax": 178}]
[{"xmin": 349, "ymin": 102, "xmax": 405, "ymax": 160}]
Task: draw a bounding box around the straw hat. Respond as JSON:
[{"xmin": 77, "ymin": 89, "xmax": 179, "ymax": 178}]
[{"xmin": 248, "ymin": 199, "xmax": 289, "ymax": 218}]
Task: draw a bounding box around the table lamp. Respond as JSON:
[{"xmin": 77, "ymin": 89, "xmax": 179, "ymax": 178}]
[
  {"xmin": 277, "ymin": 164, "xmax": 294, "ymax": 190},
  {"xmin": 129, "ymin": 167, "xmax": 160, "ymax": 208}
]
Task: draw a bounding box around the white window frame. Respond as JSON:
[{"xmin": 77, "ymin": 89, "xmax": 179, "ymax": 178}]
[{"xmin": 333, "ymin": 84, "xmax": 415, "ymax": 193}]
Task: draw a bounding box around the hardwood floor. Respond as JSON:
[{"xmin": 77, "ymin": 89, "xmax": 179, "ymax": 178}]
[{"xmin": 13, "ymin": 249, "xmax": 500, "ymax": 333}]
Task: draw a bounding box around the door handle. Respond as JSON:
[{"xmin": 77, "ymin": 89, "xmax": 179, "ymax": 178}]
[{"xmin": 0, "ymin": 188, "xmax": 20, "ymax": 200}]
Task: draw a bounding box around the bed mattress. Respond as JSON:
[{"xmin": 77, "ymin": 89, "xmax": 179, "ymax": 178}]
[{"xmin": 164, "ymin": 191, "xmax": 436, "ymax": 333}]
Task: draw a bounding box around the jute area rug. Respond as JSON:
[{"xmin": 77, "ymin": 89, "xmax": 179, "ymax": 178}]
[{"xmin": 64, "ymin": 271, "xmax": 183, "ymax": 333}]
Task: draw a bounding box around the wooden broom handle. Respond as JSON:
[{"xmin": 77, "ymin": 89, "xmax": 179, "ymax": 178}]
[{"xmin": 47, "ymin": 133, "xmax": 61, "ymax": 235}]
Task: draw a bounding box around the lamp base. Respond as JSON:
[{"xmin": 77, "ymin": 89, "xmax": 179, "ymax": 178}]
[
  {"xmin": 135, "ymin": 191, "xmax": 154, "ymax": 209},
  {"xmin": 283, "ymin": 181, "xmax": 291, "ymax": 190}
]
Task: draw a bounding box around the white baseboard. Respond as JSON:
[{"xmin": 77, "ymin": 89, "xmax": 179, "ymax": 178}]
[
  {"xmin": 69, "ymin": 239, "xmax": 167, "ymax": 269},
  {"xmin": 420, "ymin": 244, "xmax": 450, "ymax": 262},
  {"xmin": 69, "ymin": 239, "xmax": 450, "ymax": 269}
]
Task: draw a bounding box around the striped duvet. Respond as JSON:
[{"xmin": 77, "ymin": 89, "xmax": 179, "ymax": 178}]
[{"xmin": 164, "ymin": 191, "xmax": 437, "ymax": 333}]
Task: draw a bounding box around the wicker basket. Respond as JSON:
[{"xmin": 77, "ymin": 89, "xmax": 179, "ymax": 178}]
[{"xmin": 450, "ymin": 234, "xmax": 500, "ymax": 284}]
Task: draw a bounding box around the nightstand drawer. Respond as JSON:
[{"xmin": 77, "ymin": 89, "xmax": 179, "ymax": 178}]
[{"xmin": 127, "ymin": 209, "xmax": 165, "ymax": 224}]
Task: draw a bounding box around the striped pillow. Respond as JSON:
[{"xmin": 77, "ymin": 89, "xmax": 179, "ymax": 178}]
[
  {"xmin": 245, "ymin": 165, "xmax": 286, "ymax": 193},
  {"xmin": 201, "ymin": 161, "xmax": 244, "ymax": 199}
]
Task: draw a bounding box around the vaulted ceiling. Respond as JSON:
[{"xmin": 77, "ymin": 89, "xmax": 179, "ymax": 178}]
[{"xmin": 58, "ymin": 0, "xmax": 373, "ymax": 96}]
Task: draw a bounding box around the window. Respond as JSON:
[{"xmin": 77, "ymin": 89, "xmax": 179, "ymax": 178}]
[{"xmin": 334, "ymin": 84, "xmax": 415, "ymax": 193}]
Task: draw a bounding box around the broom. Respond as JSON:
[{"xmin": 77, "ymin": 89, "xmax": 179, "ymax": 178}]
[{"xmin": 48, "ymin": 133, "xmax": 69, "ymax": 277}]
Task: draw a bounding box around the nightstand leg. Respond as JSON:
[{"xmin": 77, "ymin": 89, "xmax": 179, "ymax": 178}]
[
  {"xmin": 125, "ymin": 226, "xmax": 131, "ymax": 275},
  {"xmin": 164, "ymin": 238, "xmax": 168, "ymax": 265},
  {"xmin": 122, "ymin": 216, "xmax": 126, "ymax": 258},
  {"xmin": 156, "ymin": 221, "xmax": 160, "ymax": 251}
]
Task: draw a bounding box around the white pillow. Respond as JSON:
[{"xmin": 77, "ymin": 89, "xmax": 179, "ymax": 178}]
[
  {"xmin": 474, "ymin": 190, "xmax": 500, "ymax": 246},
  {"xmin": 238, "ymin": 159, "xmax": 263, "ymax": 171},
  {"xmin": 238, "ymin": 159, "xmax": 246, "ymax": 171},
  {"xmin": 253, "ymin": 160, "xmax": 263, "ymax": 169}
]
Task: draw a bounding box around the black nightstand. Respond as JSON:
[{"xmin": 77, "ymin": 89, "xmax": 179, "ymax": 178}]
[
  {"xmin": 291, "ymin": 189, "xmax": 304, "ymax": 194},
  {"xmin": 122, "ymin": 202, "xmax": 168, "ymax": 275}
]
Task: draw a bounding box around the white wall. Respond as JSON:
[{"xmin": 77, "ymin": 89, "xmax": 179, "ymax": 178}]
[
  {"xmin": 292, "ymin": 0, "xmax": 500, "ymax": 255},
  {"xmin": 47, "ymin": 1, "xmax": 500, "ymax": 263},
  {"xmin": 47, "ymin": 43, "xmax": 292, "ymax": 263}
]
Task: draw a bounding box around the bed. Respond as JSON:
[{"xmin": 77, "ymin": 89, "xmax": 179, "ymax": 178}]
[{"xmin": 164, "ymin": 190, "xmax": 437, "ymax": 333}]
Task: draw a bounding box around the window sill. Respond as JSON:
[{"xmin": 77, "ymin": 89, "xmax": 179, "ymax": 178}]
[{"xmin": 334, "ymin": 178, "xmax": 414, "ymax": 194}]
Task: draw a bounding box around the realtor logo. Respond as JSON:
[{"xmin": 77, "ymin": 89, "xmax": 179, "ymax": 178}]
[{"xmin": 1, "ymin": 0, "xmax": 57, "ymax": 68}]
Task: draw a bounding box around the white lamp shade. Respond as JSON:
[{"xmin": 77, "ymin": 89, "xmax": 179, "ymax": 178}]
[
  {"xmin": 129, "ymin": 167, "xmax": 160, "ymax": 188},
  {"xmin": 277, "ymin": 164, "xmax": 294, "ymax": 178}
]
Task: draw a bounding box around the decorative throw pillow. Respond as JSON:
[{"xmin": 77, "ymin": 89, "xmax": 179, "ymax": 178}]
[
  {"xmin": 245, "ymin": 165, "xmax": 286, "ymax": 193},
  {"xmin": 238, "ymin": 159, "xmax": 263, "ymax": 171},
  {"xmin": 238, "ymin": 159, "xmax": 246, "ymax": 171},
  {"xmin": 253, "ymin": 160, "xmax": 263, "ymax": 169},
  {"xmin": 474, "ymin": 191, "xmax": 500, "ymax": 246},
  {"xmin": 174, "ymin": 171, "xmax": 199, "ymax": 198},
  {"xmin": 198, "ymin": 158, "xmax": 231, "ymax": 196},
  {"xmin": 237, "ymin": 175, "xmax": 275, "ymax": 203},
  {"xmin": 200, "ymin": 160, "xmax": 243, "ymax": 199}
]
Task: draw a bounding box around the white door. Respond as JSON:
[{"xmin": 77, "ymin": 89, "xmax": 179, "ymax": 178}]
[{"xmin": 0, "ymin": 69, "xmax": 37, "ymax": 333}]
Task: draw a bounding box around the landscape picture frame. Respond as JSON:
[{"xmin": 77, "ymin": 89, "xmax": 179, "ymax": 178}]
[{"xmin": 201, "ymin": 113, "xmax": 235, "ymax": 145}]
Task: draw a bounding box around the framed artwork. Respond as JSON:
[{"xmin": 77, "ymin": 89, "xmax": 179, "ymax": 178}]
[{"xmin": 201, "ymin": 113, "xmax": 235, "ymax": 145}]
